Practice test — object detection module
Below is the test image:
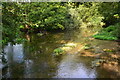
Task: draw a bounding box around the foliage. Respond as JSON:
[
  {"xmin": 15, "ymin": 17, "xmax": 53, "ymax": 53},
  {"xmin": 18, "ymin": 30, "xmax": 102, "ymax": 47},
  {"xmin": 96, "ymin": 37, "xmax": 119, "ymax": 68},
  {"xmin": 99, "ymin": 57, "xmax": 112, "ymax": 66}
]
[
  {"xmin": 2, "ymin": 2, "xmax": 120, "ymax": 45},
  {"xmin": 2, "ymin": 2, "xmax": 21, "ymax": 44},
  {"xmin": 93, "ymin": 23, "xmax": 120, "ymax": 40},
  {"xmin": 93, "ymin": 34, "xmax": 118, "ymax": 40},
  {"xmin": 2, "ymin": 2, "xmax": 71, "ymax": 44},
  {"xmin": 69, "ymin": 2, "xmax": 120, "ymax": 28},
  {"xmin": 17, "ymin": 2, "xmax": 70, "ymax": 30},
  {"xmin": 98, "ymin": 2, "xmax": 120, "ymax": 26},
  {"xmin": 113, "ymin": 23, "xmax": 120, "ymax": 38},
  {"xmin": 69, "ymin": 2, "xmax": 104, "ymax": 28}
]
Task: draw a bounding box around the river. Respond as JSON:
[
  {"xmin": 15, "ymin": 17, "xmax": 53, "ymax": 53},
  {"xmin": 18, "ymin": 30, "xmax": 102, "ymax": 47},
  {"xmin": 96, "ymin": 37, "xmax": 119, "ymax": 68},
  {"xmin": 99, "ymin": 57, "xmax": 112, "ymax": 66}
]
[{"xmin": 2, "ymin": 28, "xmax": 120, "ymax": 78}]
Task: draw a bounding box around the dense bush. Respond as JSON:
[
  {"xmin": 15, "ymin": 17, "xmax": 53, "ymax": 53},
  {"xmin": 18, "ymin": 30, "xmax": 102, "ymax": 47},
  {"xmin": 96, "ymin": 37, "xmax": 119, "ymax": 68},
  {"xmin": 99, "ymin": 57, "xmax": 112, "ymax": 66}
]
[
  {"xmin": 68, "ymin": 2, "xmax": 104, "ymax": 28},
  {"xmin": 17, "ymin": 2, "xmax": 71, "ymax": 30},
  {"xmin": 98, "ymin": 3, "xmax": 120, "ymax": 26},
  {"xmin": 69, "ymin": 2, "xmax": 120, "ymax": 28},
  {"xmin": 2, "ymin": 2, "xmax": 71, "ymax": 44},
  {"xmin": 2, "ymin": 3, "xmax": 20, "ymax": 44}
]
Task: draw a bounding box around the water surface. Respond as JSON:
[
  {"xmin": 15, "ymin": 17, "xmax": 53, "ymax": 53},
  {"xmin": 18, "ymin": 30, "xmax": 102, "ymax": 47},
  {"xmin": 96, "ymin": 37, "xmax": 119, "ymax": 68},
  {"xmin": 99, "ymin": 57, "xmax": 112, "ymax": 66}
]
[{"xmin": 2, "ymin": 29, "xmax": 120, "ymax": 78}]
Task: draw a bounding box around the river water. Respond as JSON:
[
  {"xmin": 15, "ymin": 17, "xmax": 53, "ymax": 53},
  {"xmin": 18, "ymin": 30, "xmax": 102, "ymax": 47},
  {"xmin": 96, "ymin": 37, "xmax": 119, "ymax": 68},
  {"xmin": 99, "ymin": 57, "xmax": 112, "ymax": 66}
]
[{"xmin": 2, "ymin": 28, "xmax": 120, "ymax": 78}]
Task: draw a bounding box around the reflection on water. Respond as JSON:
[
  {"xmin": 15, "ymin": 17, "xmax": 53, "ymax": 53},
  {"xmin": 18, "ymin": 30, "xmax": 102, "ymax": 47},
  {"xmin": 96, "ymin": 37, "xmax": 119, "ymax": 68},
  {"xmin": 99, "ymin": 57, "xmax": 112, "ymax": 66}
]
[
  {"xmin": 55, "ymin": 54, "xmax": 96, "ymax": 78},
  {"xmin": 4, "ymin": 43, "xmax": 97, "ymax": 78},
  {"xmin": 3, "ymin": 29, "xmax": 120, "ymax": 78},
  {"xmin": 4, "ymin": 43, "xmax": 24, "ymax": 64},
  {"xmin": 24, "ymin": 60, "xmax": 33, "ymax": 78},
  {"xmin": 3, "ymin": 43, "xmax": 24, "ymax": 78},
  {"xmin": 13, "ymin": 44, "xmax": 24, "ymax": 63}
]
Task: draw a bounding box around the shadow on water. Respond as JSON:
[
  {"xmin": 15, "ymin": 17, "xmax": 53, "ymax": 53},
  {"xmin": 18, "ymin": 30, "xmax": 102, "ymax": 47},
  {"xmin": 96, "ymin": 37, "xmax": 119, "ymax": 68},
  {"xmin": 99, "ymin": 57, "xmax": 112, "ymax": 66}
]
[{"xmin": 2, "ymin": 28, "xmax": 120, "ymax": 78}]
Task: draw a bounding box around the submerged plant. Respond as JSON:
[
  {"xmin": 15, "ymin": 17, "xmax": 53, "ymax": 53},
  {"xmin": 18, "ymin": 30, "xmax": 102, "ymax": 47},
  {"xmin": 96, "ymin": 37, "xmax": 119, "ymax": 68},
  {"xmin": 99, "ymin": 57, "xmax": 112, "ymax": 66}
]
[
  {"xmin": 53, "ymin": 42, "xmax": 77, "ymax": 56},
  {"xmin": 53, "ymin": 48, "xmax": 64, "ymax": 56},
  {"xmin": 92, "ymin": 59, "xmax": 105, "ymax": 67},
  {"xmin": 37, "ymin": 33, "xmax": 43, "ymax": 36},
  {"xmin": 103, "ymin": 49, "xmax": 115, "ymax": 52},
  {"xmin": 83, "ymin": 44, "xmax": 93, "ymax": 50}
]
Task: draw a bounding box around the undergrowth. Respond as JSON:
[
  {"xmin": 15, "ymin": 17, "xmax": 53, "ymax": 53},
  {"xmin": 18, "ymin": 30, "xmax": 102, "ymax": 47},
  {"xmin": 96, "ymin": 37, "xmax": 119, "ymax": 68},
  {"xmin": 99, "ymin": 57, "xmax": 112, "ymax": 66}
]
[{"xmin": 93, "ymin": 23, "xmax": 120, "ymax": 40}]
